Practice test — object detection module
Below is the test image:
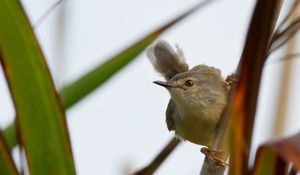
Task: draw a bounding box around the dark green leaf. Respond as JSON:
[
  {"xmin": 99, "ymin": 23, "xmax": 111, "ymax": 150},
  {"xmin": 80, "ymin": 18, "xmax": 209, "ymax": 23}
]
[
  {"xmin": 3, "ymin": 123, "xmax": 17, "ymax": 150},
  {"xmin": 2, "ymin": 0, "xmax": 214, "ymax": 167},
  {"xmin": 0, "ymin": 0, "xmax": 76, "ymax": 174},
  {"xmin": 0, "ymin": 132, "xmax": 18, "ymax": 175}
]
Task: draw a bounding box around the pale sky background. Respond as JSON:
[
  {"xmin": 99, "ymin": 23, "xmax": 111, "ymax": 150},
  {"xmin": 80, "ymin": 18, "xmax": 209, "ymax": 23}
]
[{"xmin": 1, "ymin": 0, "xmax": 300, "ymax": 174}]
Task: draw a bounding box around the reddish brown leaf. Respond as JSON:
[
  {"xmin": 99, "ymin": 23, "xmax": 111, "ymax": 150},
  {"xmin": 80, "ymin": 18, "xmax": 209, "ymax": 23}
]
[
  {"xmin": 229, "ymin": 0, "xmax": 284, "ymax": 174},
  {"xmin": 253, "ymin": 132, "xmax": 300, "ymax": 175}
]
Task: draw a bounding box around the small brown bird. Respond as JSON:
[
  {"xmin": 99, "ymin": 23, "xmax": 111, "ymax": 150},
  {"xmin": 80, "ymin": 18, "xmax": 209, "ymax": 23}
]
[{"xmin": 147, "ymin": 41, "xmax": 229, "ymax": 165}]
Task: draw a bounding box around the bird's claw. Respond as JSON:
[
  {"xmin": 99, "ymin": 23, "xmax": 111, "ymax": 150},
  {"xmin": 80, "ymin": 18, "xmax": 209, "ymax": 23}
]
[
  {"xmin": 225, "ymin": 73, "xmax": 238, "ymax": 88},
  {"xmin": 200, "ymin": 147, "xmax": 228, "ymax": 167}
]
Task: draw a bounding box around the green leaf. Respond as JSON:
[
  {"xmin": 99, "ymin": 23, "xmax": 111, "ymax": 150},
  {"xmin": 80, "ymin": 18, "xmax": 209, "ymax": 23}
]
[
  {"xmin": 60, "ymin": 0, "xmax": 214, "ymax": 109},
  {"xmin": 0, "ymin": 133, "xmax": 18, "ymax": 175},
  {"xmin": 3, "ymin": 0, "xmax": 212, "ymax": 153},
  {"xmin": 0, "ymin": 0, "xmax": 76, "ymax": 174},
  {"xmin": 3, "ymin": 123, "xmax": 17, "ymax": 149}
]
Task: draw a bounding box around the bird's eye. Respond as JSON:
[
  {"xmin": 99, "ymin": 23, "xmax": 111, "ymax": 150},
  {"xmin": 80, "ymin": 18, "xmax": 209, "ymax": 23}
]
[{"xmin": 185, "ymin": 80, "xmax": 194, "ymax": 87}]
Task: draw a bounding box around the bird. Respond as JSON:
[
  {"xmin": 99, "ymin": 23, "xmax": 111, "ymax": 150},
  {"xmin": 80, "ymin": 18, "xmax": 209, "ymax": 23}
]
[{"xmin": 147, "ymin": 40, "xmax": 230, "ymax": 165}]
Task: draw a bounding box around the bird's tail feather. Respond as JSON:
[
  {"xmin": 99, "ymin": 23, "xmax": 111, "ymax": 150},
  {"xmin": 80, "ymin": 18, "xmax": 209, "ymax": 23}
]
[{"xmin": 147, "ymin": 40, "xmax": 189, "ymax": 80}]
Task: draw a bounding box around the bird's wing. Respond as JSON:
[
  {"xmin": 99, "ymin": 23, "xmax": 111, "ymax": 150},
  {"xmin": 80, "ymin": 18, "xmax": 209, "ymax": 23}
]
[
  {"xmin": 166, "ymin": 99, "xmax": 179, "ymax": 131},
  {"xmin": 147, "ymin": 40, "xmax": 189, "ymax": 80}
]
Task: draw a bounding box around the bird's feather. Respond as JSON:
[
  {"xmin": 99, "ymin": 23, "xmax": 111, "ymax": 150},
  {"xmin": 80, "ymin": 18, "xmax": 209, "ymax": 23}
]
[
  {"xmin": 166, "ymin": 99, "xmax": 178, "ymax": 131},
  {"xmin": 147, "ymin": 40, "xmax": 189, "ymax": 80}
]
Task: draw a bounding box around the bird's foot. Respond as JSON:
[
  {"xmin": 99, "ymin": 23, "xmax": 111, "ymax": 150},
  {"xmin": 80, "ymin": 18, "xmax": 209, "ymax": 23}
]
[
  {"xmin": 225, "ymin": 73, "xmax": 238, "ymax": 88},
  {"xmin": 200, "ymin": 147, "xmax": 228, "ymax": 167}
]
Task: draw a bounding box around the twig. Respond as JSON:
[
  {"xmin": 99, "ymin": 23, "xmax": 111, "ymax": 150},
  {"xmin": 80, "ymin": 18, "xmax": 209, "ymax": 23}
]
[
  {"xmin": 199, "ymin": 73, "xmax": 238, "ymax": 175},
  {"xmin": 132, "ymin": 138, "xmax": 180, "ymax": 175}
]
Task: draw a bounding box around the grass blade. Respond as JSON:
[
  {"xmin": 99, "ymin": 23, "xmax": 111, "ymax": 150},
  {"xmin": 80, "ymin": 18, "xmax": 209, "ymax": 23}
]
[
  {"xmin": 0, "ymin": 132, "xmax": 18, "ymax": 175},
  {"xmin": 228, "ymin": 0, "xmax": 283, "ymax": 174},
  {"xmin": 272, "ymin": 5, "xmax": 299, "ymax": 137},
  {"xmin": 60, "ymin": 0, "xmax": 215, "ymax": 109},
  {"xmin": 2, "ymin": 0, "xmax": 215, "ymax": 154},
  {"xmin": 0, "ymin": 0, "xmax": 76, "ymax": 174},
  {"xmin": 3, "ymin": 124, "xmax": 17, "ymax": 149},
  {"xmin": 269, "ymin": 17, "xmax": 300, "ymax": 54},
  {"xmin": 273, "ymin": 0, "xmax": 300, "ymax": 36}
]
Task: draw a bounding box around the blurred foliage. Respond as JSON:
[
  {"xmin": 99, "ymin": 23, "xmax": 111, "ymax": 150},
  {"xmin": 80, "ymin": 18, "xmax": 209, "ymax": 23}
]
[
  {"xmin": 253, "ymin": 132, "xmax": 300, "ymax": 175},
  {"xmin": 0, "ymin": 0, "xmax": 76, "ymax": 174},
  {"xmin": 2, "ymin": 0, "xmax": 208, "ymax": 152},
  {"xmin": 0, "ymin": 0, "xmax": 210, "ymax": 174},
  {"xmin": 0, "ymin": 134, "xmax": 17, "ymax": 175}
]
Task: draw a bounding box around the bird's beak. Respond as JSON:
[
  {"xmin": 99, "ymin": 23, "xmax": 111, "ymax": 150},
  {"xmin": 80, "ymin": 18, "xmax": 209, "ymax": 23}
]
[{"xmin": 153, "ymin": 81, "xmax": 177, "ymax": 88}]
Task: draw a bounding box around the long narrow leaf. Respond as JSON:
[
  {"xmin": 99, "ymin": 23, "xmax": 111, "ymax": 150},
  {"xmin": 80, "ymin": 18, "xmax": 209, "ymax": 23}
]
[
  {"xmin": 0, "ymin": 132, "xmax": 18, "ymax": 175},
  {"xmin": 253, "ymin": 147, "xmax": 286, "ymax": 175},
  {"xmin": 60, "ymin": 0, "xmax": 215, "ymax": 109},
  {"xmin": 269, "ymin": 17, "xmax": 300, "ymax": 54},
  {"xmin": 3, "ymin": 0, "xmax": 214, "ymax": 153},
  {"xmin": 3, "ymin": 123, "xmax": 17, "ymax": 149},
  {"xmin": 229, "ymin": 0, "xmax": 283, "ymax": 174},
  {"xmin": 0, "ymin": 0, "xmax": 76, "ymax": 174},
  {"xmin": 253, "ymin": 132, "xmax": 300, "ymax": 174}
]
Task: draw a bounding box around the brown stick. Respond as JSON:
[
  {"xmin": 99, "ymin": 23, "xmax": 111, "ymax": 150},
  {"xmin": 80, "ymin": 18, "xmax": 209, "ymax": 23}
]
[{"xmin": 132, "ymin": 138, "xmax": 180, "ymax": 175}]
